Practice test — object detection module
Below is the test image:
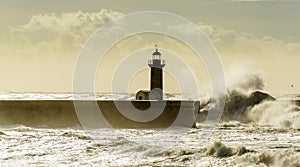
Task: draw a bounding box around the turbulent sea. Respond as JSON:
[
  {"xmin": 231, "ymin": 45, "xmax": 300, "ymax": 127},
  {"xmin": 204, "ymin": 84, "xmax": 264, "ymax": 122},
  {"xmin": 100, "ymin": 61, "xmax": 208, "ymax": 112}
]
[{"xmin": 0, "ymin": 92, "xmax": 300, "ymax": 166}]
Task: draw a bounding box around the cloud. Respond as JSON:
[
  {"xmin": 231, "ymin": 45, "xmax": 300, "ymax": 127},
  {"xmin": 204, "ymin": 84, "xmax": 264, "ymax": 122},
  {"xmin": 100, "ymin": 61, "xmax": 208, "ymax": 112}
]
[
  {"xmin": 3, "ymin": 9, "xmax": 300, "ymax": 60},
  {"xmin": 197, "ymin": 22, "xmax": 300, "ymax": 59},
  {"xmin": 5, "ymin": 9, "xmax": 123, "ymax": 57}
]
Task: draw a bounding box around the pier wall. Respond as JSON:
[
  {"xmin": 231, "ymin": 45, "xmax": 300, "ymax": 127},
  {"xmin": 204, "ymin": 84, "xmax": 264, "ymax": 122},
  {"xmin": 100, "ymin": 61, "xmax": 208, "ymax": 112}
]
[{"xmin": 0, "ymin": 100, "xmax": 199, "ymax": 128}]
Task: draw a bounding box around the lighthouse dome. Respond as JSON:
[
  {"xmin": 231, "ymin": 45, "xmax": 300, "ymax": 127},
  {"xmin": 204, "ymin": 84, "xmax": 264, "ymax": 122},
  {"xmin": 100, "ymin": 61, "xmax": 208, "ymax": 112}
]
[{"xmin": 152, "ymin": 49, "xmax": 161, "ymax": 56}]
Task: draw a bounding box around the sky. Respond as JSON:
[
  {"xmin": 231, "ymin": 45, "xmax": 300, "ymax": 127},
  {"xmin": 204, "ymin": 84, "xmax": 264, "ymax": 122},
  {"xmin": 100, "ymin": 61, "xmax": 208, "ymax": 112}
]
[{"xmin": 0, "ymin": 0, "xmax": 299, "ymax": 95}]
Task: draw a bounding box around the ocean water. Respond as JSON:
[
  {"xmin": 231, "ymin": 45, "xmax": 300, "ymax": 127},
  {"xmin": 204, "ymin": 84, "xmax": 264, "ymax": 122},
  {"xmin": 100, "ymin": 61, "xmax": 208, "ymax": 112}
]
[{"xmin": 0, "ymin": 92, "xmax": 300, "ymax": 166}]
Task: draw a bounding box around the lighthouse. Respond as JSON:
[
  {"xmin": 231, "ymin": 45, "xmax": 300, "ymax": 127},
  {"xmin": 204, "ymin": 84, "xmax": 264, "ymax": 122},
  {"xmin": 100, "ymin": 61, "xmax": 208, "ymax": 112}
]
[
  {"xmin": 135, "ymin": 45, "xmax": 165, "ymax": 100},
  {"xmin": 148, "ymin": 45, "xmax": 165, "ymax": 100}
]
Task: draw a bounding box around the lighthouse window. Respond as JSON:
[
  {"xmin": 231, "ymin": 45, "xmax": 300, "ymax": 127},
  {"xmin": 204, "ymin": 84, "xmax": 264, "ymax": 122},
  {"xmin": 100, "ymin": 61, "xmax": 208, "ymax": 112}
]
[{"xmin": 153, "ymin": 55, "xmax": 160, "ymax": 60}]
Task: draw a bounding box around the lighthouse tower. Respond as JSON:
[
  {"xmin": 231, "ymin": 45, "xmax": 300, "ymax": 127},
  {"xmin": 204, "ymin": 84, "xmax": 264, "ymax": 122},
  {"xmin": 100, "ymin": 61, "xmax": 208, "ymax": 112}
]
[{"xmin": 148, "ymin": 45, "xmax": 165, "ymax": 100}]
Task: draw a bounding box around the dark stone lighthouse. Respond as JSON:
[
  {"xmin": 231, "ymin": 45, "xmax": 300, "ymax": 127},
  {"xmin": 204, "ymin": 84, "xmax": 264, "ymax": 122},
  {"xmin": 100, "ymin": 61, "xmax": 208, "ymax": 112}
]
[
  {"xmin": 136, "ymin": 45, "xmax": 165, "ymax": 100},
  {"xmin": 148, "ymin": 45, "xmax": 165, "ymax": 100}
]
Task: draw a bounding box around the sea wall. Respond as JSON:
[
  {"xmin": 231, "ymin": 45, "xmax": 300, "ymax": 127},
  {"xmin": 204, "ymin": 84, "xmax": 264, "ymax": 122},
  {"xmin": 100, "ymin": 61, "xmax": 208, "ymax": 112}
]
[{"xmin": 0, "ymin": 100, "xmax": 199, "ymax": 128}]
